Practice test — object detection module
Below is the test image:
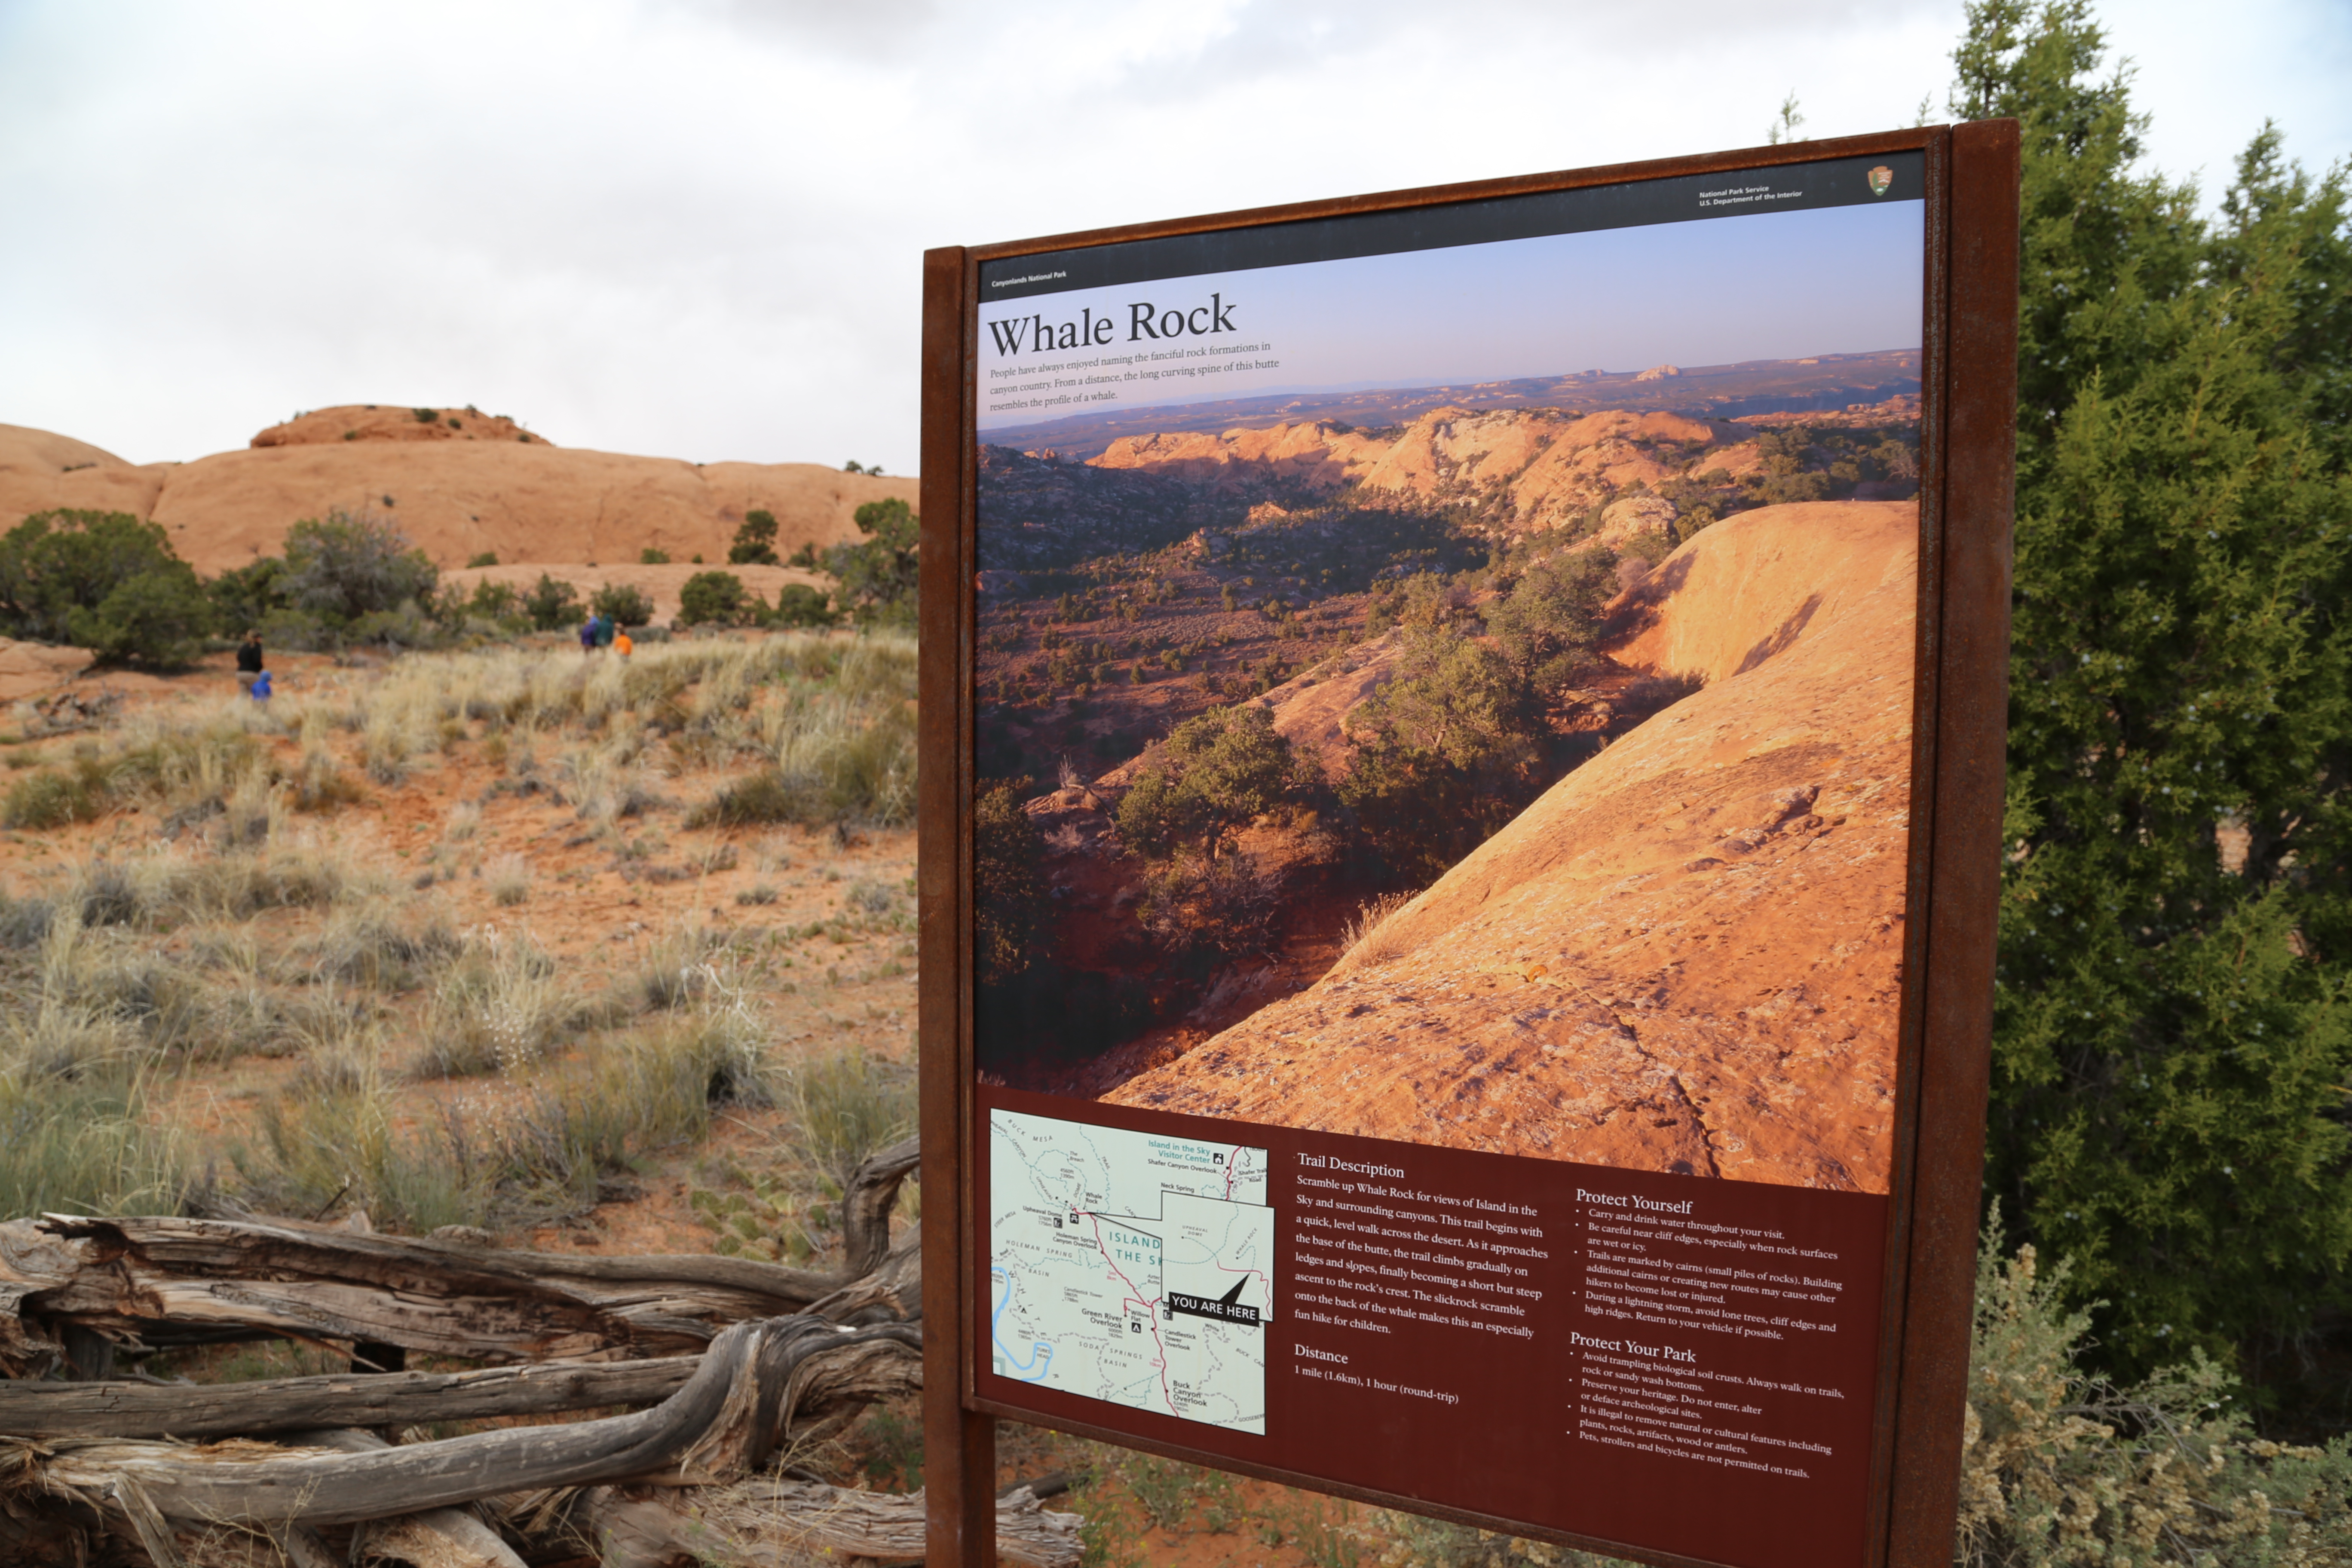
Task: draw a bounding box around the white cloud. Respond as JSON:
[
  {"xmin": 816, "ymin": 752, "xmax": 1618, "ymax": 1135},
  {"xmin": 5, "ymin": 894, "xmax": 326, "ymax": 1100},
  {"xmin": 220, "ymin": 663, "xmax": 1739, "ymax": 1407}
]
[{"xmin": 0, "ymin": 0, "xmax": 2341, "ymax": 473}]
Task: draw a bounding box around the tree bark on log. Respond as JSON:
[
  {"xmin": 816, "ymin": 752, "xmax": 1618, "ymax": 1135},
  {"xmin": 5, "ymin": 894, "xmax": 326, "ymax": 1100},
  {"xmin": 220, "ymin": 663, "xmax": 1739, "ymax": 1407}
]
[
  {"xmin": 0, "ymin": 1356, "xmax": 703, "ymax": 1440},
  {"xmin": 0, "ymin": 1137, "xmax": 922, "ymax": 1376},
  {"xmin": 0, "ymin": 1142, "xmax": 967, "ymax": 1566},
  {"xmin": 584, "ymin": 1479, "xmax": 1082, "ymax": 1568},
  {"xmin": 13, "ymin": 1319, "xmax": 919, "ymax": 1526}
]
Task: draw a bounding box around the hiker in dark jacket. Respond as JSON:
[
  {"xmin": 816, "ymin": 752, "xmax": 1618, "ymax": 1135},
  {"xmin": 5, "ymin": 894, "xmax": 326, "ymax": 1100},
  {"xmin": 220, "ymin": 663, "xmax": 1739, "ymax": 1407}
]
[{"xmin": 235, "ymin": 631, "xmax": 264, "ymax": 693}]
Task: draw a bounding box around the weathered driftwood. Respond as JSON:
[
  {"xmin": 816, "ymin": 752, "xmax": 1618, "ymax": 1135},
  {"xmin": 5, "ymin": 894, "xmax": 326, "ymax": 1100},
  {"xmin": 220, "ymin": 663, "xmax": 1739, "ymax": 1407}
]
[
  {"xmin": 290, "ymin": 1429, "xmax": 530, "ymax": 1568},
  {"xmin": 13, "ymin": 1317, "xmax": 920, "ymax": 1527},
  {"xmin": 0, "ymin": 1136, "xmax": 922, "ymax": 1376},
  {"xmin": 0, "ymin": 1354, "xmax": 701, "ymax": 1440},
  {"xmin": 0, "ymin": 1140, "xmax": 955, "ymax": 1565},
  {"xmin": 585, "ymin": 1479, "xmax": 1084, "ymax": 1568}
]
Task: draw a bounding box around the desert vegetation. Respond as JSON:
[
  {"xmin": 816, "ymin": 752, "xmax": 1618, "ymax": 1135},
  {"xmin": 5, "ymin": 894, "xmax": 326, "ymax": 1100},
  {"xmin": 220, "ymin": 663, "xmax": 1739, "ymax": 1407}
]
[
  {"xmin": 0, "ymin": 483, "xmax": 923, "ymax": 671},
  {"xmin": 0, "ymin": 629, "xmax": 921, "ymax": 1241}
]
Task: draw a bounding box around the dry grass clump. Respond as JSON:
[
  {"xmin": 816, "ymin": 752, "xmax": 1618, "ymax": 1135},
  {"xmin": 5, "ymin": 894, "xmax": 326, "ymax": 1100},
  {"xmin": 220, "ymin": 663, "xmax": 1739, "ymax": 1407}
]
[
  {"xmin": 484, "ymin": 851, "xmax": 531, "ymax": 906},
  {"xmin": 683, "ymin": 634, "xmax": 916, "ymax": 830},
  {"xmin": 0, "ymin": 711, "xmax": 272, "ymax": 831},
  {"xmin": 248, "ymin": 955, "xmax": 780, "ymax": 1231},
  {"xmin": 239, "ymin": 1051, "xmax": 498, "ymax": 1236},
  {"xmin": 0, "ymin": 1069, "xmax": 185, "ymax": 1222},
  {"xmin": 782, "ymin": 1044, "xmax": 914, "ymax": 1187},
  {"xmin": 686, "ymin": 1041, "xmax": 913, "ymax": 1265},
  {"xmin": 564, "ymin": 742, "xmax": 662, "ymax": 825},
  {"xmin": 414, "ymin": 925, "xmax": 589, "ymax": 1078},
  {"xmin": 1338, "ymin": 890, "xmax": 1415, "ymax": 969},
  {"xmin": 0, "ymin": 911, "xmax": 202, "ymax": 1073},
  {"xmin": 294, "ymin": 903, "xmax": 459, "ymax": 991},
  {"xmin": 502, "ymin": 984, "xmax": 778, "ymax": 1213},
  {"xmin": 0, "ymin": 919, "xmax": 191, "ymax": 1219}
]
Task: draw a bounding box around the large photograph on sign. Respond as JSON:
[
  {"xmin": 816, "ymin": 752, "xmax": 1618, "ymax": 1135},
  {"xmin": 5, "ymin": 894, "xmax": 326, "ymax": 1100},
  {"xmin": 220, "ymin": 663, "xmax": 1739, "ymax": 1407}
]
[{"xmin": 975, "ymin": 161, "xmax": 1924, "ymax": 1196}]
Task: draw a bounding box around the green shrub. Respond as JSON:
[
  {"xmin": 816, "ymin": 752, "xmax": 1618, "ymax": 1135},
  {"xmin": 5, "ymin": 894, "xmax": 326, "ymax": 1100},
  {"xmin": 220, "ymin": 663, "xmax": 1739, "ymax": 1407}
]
[
  {"xmin": 0, "ymin": 509, "xmax": 212, "ymax": 665},
  {"xmin": 466, "ymin": 579, "xmax": 521, "ymax": 621},
  {"xmin": 826, "ymin": 497, "xmax": 919, "ymax": 627},
  {"xmin": 412, "ymin": 407, "xmax": 437, "ymax": 422},
  {"xmin": 728, "ymin": 508, "xmax": 780, "ymax": 566},
  {"xmin": 591, "ymin": 581, "xmax": 656, "ymax": 628},
  {"xmin": 1339, "ymin": 630, "xmax": 1542, "ymax": 882},
  {"xmin": 770, "ymin": 582, "xmax": 836, "ymax": 628},
  {"xmin": 255, "ymin": 606, "xmax": 334, "ymax": 652},
  {"xmin": 1954, "ymin": 1220, "xmax": 2352, "ymax": 1568},
  {"xmin": 207, "ymin": 556, "xmax": 288, "ymax": 634},
  {"xmin": 975, "ymin": 784, "xmax": 1044, "ymax": 986},
  {"xmin": 678, "ymin": 570, "xmax": 749, "ymax": 626},
  {"xmin": 1115, "ymin": 702, "xmax": 1302, "ymax": 863},
  {"xmin": 281, "ymin": 508, "xmax": 438, "ymax": 624},
  {"xmin": 640, "ymin": 547, "xmax": 671, "ymax": 565},
  {"xmin": 524, "ymin": 573, "xmax": 585, "ymax": 630},
  {"xmin": 466, "ymin": 551, "xmax": 499, "ymax": 568}
]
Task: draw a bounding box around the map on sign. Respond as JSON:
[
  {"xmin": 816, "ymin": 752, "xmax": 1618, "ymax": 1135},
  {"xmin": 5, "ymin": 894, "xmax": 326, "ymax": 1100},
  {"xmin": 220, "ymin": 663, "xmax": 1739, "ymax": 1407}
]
[{"xmin": 990, "ymin": 1109, "xmax": 1274, "ymax": 1434}]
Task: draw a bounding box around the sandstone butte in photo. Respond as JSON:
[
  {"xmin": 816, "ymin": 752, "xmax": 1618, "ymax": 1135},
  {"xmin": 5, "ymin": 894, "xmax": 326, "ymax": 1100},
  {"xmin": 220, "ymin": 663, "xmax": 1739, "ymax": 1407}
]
[{"xmin": 1105, "ymin": 498, "xmax": 1918, "ymax": 1194}]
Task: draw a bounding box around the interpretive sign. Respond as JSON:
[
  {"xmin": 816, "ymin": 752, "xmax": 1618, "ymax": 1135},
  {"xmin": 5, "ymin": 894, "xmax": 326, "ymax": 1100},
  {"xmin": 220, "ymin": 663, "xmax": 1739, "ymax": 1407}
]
[{"xmin": 920, "ymin": 122, "xmax": 2018, "ymax": 1568}]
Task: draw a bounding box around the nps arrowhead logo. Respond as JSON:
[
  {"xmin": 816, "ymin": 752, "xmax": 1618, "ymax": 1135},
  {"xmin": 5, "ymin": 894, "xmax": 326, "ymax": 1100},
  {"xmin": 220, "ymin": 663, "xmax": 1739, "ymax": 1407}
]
[{"xmin": 1868, "ymin": 165, "xmax": 1895, "ymax": 196}]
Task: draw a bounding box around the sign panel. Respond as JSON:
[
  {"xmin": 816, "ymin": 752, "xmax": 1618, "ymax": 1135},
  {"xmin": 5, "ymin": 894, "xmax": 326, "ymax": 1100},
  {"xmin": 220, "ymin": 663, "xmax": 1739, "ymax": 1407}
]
[{"xmin": 922, "ymin": 124, "xmax": 2018, "ymax": 1568}]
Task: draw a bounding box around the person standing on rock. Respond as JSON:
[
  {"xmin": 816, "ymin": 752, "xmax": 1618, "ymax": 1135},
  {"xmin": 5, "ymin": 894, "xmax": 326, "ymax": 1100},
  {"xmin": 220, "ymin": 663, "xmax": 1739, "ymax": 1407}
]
[{"xmin": 235, "ymin": 630, "xmax": 264, "ymax": 694}]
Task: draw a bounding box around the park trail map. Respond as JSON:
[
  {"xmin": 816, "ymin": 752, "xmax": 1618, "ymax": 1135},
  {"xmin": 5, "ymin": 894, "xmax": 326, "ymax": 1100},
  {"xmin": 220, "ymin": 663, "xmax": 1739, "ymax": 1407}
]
[{"xmin": 990, "ymin": 1108, "xmax": 1274, "ymax": 1434}]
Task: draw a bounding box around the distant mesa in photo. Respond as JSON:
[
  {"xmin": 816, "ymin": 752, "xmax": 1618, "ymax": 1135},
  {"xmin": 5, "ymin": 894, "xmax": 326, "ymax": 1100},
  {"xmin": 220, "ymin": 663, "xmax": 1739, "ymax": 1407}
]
[
  {"xmin": 980, "ymin": 349, "xmax": 1920, "ymax": 462},
  {"xmin": 0, "ymin": 406, "xmax": 918, "ymax": 576}
]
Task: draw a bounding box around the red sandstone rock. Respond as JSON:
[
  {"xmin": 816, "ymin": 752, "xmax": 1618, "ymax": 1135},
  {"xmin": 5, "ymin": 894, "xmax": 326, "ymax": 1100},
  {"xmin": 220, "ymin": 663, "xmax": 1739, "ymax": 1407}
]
[{"xmin": 1105, "ymin": 499, "xmax": 1919, "ymax": 1193}]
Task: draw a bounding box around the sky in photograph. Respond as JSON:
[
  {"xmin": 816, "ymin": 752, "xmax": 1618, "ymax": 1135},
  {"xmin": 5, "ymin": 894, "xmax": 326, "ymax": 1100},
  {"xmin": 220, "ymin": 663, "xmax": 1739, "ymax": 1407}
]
[
  {"xmin": 0, "ymin": 0, "xmax": 2344, "ymax": 473},
  {"xmin": 975, "ymin": 199, "xmax": 1923, "ymax": 431}
]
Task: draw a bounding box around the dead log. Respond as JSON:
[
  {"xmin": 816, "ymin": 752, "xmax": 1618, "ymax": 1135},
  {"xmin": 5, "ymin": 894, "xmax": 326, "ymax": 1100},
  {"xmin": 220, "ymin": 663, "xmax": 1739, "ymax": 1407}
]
[
  {"xmin": 0, "ymin": 1355, "xmax": 702, "ymax": 1441},
  {"xmin": 291, "ymin": 1430, "xmax": 530, "ymax": 1568},
  {"xmin": 13, "ymin": 1317, "xmax": 919, "ymax": 1527},
  {"xmin": 583, "ymin": 1479, "xmax": 1082, "ymax": 1568},
  {"xmin": 0, "ymin": 1139, "xmax": 922, "ymax": 1375}
]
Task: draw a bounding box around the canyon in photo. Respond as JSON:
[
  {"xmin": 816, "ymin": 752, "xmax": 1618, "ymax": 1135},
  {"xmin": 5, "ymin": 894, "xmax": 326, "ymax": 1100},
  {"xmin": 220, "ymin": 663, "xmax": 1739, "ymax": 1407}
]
[{"xmin": 974, "ymin": 359, "xmax": 1920, "ymax": 1194}]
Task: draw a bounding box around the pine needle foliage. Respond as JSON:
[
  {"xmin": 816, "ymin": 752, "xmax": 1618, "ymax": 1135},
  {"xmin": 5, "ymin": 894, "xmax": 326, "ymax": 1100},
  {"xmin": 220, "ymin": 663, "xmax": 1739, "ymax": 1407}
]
[{"xmin": 1960, "ymin": 1, "xmax": 2352, "ymax": 1382}]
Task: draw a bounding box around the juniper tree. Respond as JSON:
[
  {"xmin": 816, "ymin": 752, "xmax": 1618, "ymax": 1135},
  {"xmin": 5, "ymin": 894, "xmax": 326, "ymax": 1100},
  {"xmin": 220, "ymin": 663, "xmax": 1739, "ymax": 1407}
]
[
  {"xmin": 0, "ymin": 509, "xmax": 211, "ymax": 666},
  {"xmin": 1962, "ymin": 0, "xmax": 2352, "ymax": 1386}
]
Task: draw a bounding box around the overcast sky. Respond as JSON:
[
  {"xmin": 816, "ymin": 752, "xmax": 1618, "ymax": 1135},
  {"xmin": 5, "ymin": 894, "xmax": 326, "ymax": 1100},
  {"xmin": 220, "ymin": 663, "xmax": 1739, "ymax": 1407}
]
[{"xmin": 1, "ymin": 0, "xmax": 2344, "ymax": 475}]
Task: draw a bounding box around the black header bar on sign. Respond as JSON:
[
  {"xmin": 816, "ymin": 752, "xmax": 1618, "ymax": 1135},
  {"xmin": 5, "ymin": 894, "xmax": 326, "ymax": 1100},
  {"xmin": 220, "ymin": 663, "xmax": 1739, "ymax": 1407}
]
[{"xmin": 980, "ymin": 151, "xmax": 1923, "ymax": 303}]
